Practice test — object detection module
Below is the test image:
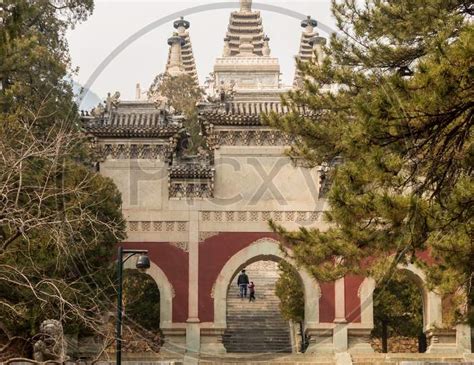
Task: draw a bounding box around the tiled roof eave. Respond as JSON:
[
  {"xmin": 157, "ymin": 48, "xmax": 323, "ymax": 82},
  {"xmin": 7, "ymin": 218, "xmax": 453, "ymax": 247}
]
[
  {"xmin": 199, "ymin": 110, "xmax": 315, "ymax": 126},
  {"xmin": 199, "ymin": 113, "xmax": 262, "ymax": 126},
  {"xmin": 84, "ymin": 126, "xmax": 181, "ymax": 138}
]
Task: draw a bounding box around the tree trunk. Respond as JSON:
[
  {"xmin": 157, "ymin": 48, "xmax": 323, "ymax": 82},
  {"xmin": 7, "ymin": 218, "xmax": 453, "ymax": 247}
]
[
  {"xmin": 382, "ymin": 320, "xmax": 388, "ymax": 353},
  {"xmin": 299, "ymin": 321, "xmax": 305, "ymax": 353},
  {"xmin": 418, "ymin": 332, "xmax": 427, "ymax": 353}
]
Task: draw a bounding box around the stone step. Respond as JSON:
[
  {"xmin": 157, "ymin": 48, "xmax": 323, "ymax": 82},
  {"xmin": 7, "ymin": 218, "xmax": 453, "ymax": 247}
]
[
  {"xmin": 223, "ymin": 263, "xmax": 292, "ymax": 354},
  {"xmin": 199, "ymin": 353, "xmax": 336, "ymax": 364},
  {"xmin": 224, "ymin": 337, "xmax": 291, "ymax": 341},
  {"xmin": 351, "ymin": 353, "xmax": 466, "ymax": 364}
]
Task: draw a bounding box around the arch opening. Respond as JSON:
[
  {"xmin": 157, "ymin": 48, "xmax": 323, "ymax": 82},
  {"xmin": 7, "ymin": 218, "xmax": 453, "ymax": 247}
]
[
  {"xmin": 122, "ymin": 269, "xmax": 162, "ymax": 352},
  {"xmin": 212, "ymin": 238, "xmax": 320, "ymax": 354},
  {"xmin": 123, "ymin": 260, "xmax": 174, "ymax": 330},
  {"xmin": 370, "ymin": 269, "xmax": 428, "ymax": 353}
]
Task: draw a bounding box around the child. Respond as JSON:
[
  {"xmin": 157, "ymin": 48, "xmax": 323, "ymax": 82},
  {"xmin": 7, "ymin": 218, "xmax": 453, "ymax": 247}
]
[{"xmin": 248, "ymin": 281, "xmax": 256, "ymax": 302}]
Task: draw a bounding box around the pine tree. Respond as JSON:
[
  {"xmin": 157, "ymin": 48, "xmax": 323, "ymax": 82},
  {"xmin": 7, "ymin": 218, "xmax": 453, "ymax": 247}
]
[
  {"xmin": 275, "ymin": 262, "xmax": 305, "ymax": 323},
  {"xmin": 372, "ymin": 273, "xmax": 424, "ymax": 353},
  {"xmin": 266, "ymin": 0, "xmax": 473, "ymax": 324},
  {"xmin": 0, "ymin": 0, "xmax": 126, "ymax": 356}
]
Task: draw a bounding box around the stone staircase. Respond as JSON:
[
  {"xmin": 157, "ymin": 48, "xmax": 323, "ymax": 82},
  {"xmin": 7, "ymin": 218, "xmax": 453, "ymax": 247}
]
[
  {"xmin": 351, "ymin": 353, "xmax": 468, "ymax": 365},
  {"xmin": 199, "ymin": 353, "xmax": 336, "ymax": 364},
  {"xmin": 223, "ymin": 261, "xmax": 293, "ymax": 354}
]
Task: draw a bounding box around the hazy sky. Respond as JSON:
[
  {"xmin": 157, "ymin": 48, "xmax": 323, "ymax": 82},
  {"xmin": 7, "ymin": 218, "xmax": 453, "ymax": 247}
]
[{"xmin": 67, "ymin": 0, "xmax": 335, "ymax": 108}]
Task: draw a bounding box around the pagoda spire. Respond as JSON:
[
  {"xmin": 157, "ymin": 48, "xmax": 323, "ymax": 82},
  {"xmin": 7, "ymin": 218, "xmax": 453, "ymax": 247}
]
[
  {"xmin": 164, "ymin": 17, "xmax": 199, "ymax": 83},
  {"xmin": 222, "ymin": 0, "xmax": 266, "ymax": 57},
  {"xmin": 293, "ymin": 16, "xmax": 326, "ymax": 87},
  {"xmin": 240, "ymin": 0, "xmax": 252, "ymax": 12}
]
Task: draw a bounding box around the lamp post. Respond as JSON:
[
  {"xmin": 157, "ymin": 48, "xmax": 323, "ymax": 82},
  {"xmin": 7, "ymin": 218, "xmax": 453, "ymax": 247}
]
[{"xmin": 116, "ymin": 247, "xmax": 150, "ymax": 365}]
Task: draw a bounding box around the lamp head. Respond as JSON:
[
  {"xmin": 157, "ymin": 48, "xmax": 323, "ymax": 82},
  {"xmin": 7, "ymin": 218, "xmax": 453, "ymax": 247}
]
[{"xmin": 136, "ymin": 254, "xmax": 150, "ymax": 272}]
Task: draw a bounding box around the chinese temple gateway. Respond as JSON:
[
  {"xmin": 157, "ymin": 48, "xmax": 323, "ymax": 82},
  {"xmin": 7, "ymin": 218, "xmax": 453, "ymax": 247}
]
[{"xmin": 82, "ymin": 0, "xmax": 471, "ymax": 360}]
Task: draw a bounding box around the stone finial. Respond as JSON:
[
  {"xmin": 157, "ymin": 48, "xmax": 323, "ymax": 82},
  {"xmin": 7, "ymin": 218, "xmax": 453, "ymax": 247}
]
[
  {"xmin": 301, "ymin": 15, "xmax": 318, "ymax": 33},
  {"xmin": 135, "ymin": 83, "xmax": 141, "ymax": 100},
  {"xmin": 238, "ymin": 35, "xmax": 255, "ymax": 56},
  {"xmin": 174, "ymin": 16, "xmax": 190, "ymax": 35},
  {"xmin": 262, "ymin": 35, "xmax": 271, "ymax": 56},
  {"xmin": 240, "ymin": 0, "xmax": 252, "ymax": 12},
  {"xmin": 223, "ymin": 36, "xmax": 231, "ymax": 57}
]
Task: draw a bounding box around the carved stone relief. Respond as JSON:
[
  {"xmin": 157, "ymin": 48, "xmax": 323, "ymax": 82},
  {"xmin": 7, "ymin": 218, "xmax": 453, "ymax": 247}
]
[
  {"xmin": 97, "ymin": 143, "xmax": 172, "ymax": 161},
  {"xmin": 170, "ymin": 241, "xmax": 189, "ymax": 252},
  {"xmin": 127, "ymin": 221, "xmax": 188, "ymax": 232},
  {"xmin": 209, "ymin": 130, "xmax": 292, "ymax": 148},
  {"xmin": 199, "ymin": 231, "xmax": 220, "ymax": 242},
  {"xmin": 168, "ymin": 181, "xmax": 214, "ymax": 199},
  {"xmin": 198, "ymin": 211, "xmax": 322, "ymax": 223}
]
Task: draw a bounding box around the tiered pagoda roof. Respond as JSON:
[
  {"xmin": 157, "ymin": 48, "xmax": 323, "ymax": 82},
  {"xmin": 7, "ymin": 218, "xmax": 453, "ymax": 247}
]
[
  {"xmin": 165, "ymin": 17, "xmax": 198, "ymax": 83},
  {"xmin": 224, "ymin": 0, "xmax": 266, "ymax": 57},
  {"xmin": 294, "ymin": 16, "xmax": 326, "ymax": 87}
]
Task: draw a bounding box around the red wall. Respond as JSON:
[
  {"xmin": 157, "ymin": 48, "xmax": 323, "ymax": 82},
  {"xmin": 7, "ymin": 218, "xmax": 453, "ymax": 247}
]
[
  {"xmin": 198, "ymin": 232, "xmax": 279, "ymax": 322},
  {"xmin": 121, "ymin": 239, "xmax": 427, "ymax": 325},
  {"xmin": 345, "ymin": 275, "xmax": 364, "ymax": 323},
  {"xmin": 121, "ymin": 242, "xmax": 189, "ymax": 323},
  {"xmin": 319, "ymin": 282, "xmax": 335, "ymax": 322},
  {"xmin": 198, "ymin": 232, "xmax": 337, "ymax": 324}
]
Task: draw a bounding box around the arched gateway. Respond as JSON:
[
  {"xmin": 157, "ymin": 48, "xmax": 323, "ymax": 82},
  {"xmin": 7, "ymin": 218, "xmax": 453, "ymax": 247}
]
[
  {"xmin": 213, "ymin": 238, "xmax": 320, "ymax": 329},
  {"xmin": 82, "ymin": 0, "xmax": 470, "ymax": 358}
]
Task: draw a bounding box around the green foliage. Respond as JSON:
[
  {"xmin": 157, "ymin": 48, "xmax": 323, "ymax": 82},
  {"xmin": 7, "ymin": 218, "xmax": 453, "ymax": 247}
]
[
  {"xmin": 372, "ymin": 272, "xmax": 424, "ymax": 339},
  {"xmin": 266, "ymin": 0, "xmax": 473, "ymax": 323},
  {"xmin": 275, "ymin": 262, "xmax": 305, "ymax": 323},
  {"xmin": 149, "ymin": 73, "xmax": 204, "ymax": 153},
  {"xmin": 0, "ymin": 0, "xmax": 126, "ymax": 354},
  {"xmin": 123, "ymin": 271, "xmax": 160, "ymax": 332}
]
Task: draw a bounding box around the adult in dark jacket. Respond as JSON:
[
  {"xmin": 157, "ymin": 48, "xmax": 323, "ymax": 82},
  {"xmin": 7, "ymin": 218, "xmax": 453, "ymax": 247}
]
[{"xmin": 237, "ymin": 269, "xmax": 249, "ymax": 298}]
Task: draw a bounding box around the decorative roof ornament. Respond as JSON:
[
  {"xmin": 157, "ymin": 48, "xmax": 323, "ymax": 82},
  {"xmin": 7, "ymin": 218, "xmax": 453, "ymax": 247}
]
[
  {"xmin": 90, "ymin": 102, "xmax": 105, "ymax": 118},
  {"xmin": 223, "ymin": 36, "xmax": 231, "ymax": 57},
  {"xmin": 218, "ymin": 80, "xmax": 236, "ymax": 103},
  {"xmin": 262, "ymin": 35, "xmax": 271, "ymax": 56},
  {"xmin": 151, "ymin": 93, "xmax": 170, "ymax": 110},
  {"xmin": 240, "ymin": 0, "xmax": 252, "ymax": 12},
  {"xmin": 105, "ymin": 91, "xmax": 120, "ymax": 112}
]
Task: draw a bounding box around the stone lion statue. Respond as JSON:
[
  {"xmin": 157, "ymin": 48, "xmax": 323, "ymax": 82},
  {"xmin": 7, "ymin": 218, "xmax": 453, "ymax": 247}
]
[{"xmin": 33, "ymin": 319, "xmax": 66, "ymax": 362}]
